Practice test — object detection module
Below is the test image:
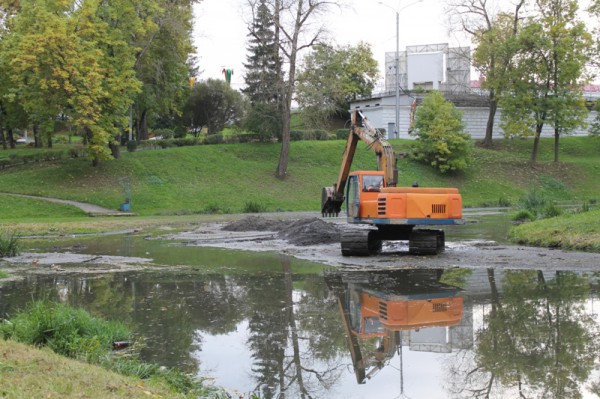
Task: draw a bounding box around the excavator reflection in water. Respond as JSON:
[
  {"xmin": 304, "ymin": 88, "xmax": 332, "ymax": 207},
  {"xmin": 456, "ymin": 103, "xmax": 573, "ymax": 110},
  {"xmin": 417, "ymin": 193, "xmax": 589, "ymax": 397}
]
[{"xmin": 326, "ymin": 269, "xmax": 464, "ymax": 385}]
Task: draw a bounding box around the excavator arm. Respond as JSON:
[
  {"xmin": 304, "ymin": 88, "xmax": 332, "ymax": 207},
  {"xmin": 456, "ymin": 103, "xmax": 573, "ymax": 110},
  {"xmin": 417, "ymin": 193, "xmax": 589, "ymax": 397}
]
[{"xmin": 321, "ymin": 111, "xmax": 397, "ymax": 216}]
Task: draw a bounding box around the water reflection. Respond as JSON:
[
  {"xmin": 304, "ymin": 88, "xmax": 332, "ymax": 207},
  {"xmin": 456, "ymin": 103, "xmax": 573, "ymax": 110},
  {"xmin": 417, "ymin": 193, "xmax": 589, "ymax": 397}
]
[
  {"xmin": 1, "ymin": 253, "xmax": 600, "ymax": 398},
  {"xmin": 325, "ymin": 269, "xmax": 465, "ymax": 385},
  {"xmin": 449, "ymin": 269, "xmax": 600, "ymax": 398}
]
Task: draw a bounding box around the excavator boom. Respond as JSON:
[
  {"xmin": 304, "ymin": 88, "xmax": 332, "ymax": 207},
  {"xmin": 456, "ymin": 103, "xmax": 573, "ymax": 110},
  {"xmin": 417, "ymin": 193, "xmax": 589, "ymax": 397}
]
[{"xmin": 321, "ymin": 111, "xmax": 396, "ymax": 216}]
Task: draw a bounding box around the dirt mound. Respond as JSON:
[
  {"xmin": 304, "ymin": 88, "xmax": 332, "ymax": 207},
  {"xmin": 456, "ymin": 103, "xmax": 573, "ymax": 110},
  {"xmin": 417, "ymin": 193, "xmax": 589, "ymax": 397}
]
[
  {"xmin": 223, "ymin": 216, "xmax": 341, "ymax": 246},
  {"xmin": 222, "ymin": 216, "xmax": 289, "ymax": 232},
  {"xmin": 279, "ymin": 218, "xmax": 341, "ymax": 246}
]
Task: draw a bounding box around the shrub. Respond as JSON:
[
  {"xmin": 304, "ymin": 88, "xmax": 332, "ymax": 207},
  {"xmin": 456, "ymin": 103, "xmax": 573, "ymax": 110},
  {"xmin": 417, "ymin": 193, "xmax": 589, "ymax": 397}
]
[
  {"xmin": 0, "ymin": 230, "xmax": 20, "ymax": 257},
  {"xmin": 0, "ymin": 300, "xmax": 129, "ymax": 362},
  {"xmin": 244, "ymin": 103, "xmax": 283, "ymax": 142},
  {"xmin": 205, "ymin": 134, "xmax": 225, "ymax": 145},
  {"xmin": 126, "ymin": 140, "xmax": 138, "ymax": 152},
  {"xmin": 519, "ymin": 190, "xmax": 548, "ymax": 213},
  {"xmin": 497, "ymin": 195, "xmax": 512, "ymax": 207},
  {"xmin": 290, "ymin": 130, "xmax": 305, "ymax": 141},
  {"xmin": 336, "ymin": 129, "xmax": 350, "ymax": 140},
  {"xmin": 314, "ymin": 130, "xmax": 330, "ymax": 140},
  {"xmin": 512, "ymin": 209, "xmax": 535, "ymax": 222},
  {"xmin": 243, "ymin": 201, "xmax": 267, "ymax": 213},
  {"xmin": 410, "ymin": 91, "xmax": 472, "ymax": 173},
  {"xmin": 543, "ymin": 204, "xmax": 563, "ymax": 218}
]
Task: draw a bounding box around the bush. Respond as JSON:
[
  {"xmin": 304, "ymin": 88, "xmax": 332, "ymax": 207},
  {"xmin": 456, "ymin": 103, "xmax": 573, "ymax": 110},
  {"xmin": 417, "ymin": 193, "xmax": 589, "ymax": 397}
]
[
  {"xmin": 244, "ymin": 103, "xmax": 283, "ymax": 142},
  {"xmin": 519, "ymin": 190, "xmax": 548, "ymax": 213},
  {"xmin": 336, "ymin": 129, "xmax": 349, "ymax": 140},
  {"xmin": 0, "ymin": 230, "xmax": 20, "ymax": 257},
  {"xmin": 0, "ymin": 300, "xmax": 129, "ymax": 362},
  {"xmin": 126, "ymin": 140, "xmax": 138, "ymax": 152},
  {"xmin": 512, "ymin": 209, "xmax": 536, "ymax": 222},
  {"xmin": 314, "ymin": 130, "xmax": 330, "ymax": 140},
  {"xmin": 543, "ymin": 204, "xmax": 563, "ymax": 218},
  {"xmin": 410, "ymin": 91, "xmax": 472, "ymax": 173},
  {"xmin": 205, "ymin": 134, "xmax": 225, "ymax": 145},
  {"xmin": 243, "ymin": 201, "xmax": 267, "ymax": 213}
]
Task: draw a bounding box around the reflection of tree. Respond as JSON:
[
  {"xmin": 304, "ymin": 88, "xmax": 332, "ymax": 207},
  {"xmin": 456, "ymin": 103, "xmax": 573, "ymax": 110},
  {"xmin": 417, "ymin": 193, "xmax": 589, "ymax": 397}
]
[
  {"xmin": 246, "ymin": 255, "xmax": 345, "ymax": 398},
  {"xmin": 449, "ymin": 269, "xmax": 599, "ymax": 398}
]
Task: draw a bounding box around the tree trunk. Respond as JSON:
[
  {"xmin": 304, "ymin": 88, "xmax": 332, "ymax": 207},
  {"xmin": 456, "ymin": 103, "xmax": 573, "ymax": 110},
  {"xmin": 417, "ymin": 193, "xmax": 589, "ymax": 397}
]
[
  {"xmin": 0, "ymin": 124, "xmax": 6, "ymax": 151},
  {"xmin": 530, "ymin": 123, "xmax": 544, "ymax": 163},
  {"xmin": 554, "ymin": 128, "xmax": 559, "ymax": 162},
  {"xmin": 276, "ymin": 103, "xmax": 291, "ymax": 179},
  {"xmin": 482, "ymin": 97, "xmax": 498, "ymax": 148},
  {"xmin": 137, "ymin": 109, "xmax": 149, "ymax": 141},
  {"xmin": 33, "ymin": 124, "xmax": 42, "ymax": 148},
  {"xmin": 109, "ymin": 141, "xmax": 121, "ymax": 159},
  {"xmin": 7, "ymin": 128, "xmax": 15, "ymax": 149}
]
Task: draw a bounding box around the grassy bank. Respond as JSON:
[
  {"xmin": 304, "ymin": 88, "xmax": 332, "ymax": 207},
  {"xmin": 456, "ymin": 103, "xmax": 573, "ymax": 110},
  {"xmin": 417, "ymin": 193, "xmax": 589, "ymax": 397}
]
[
  {"xmin": 0, "ymin": 136, "xmax": 599, "ymax": 248},
  {"xmin": 0, "ymin": 339, "xmax": 192, "ymax": 398},
  {"xmin": 0, "ymin": 137, "xmax": 598, "ymax": 216},
  {"xmin": 509, "ymin": 208, "xmax": 600, "ymax": 252},
  {"xmin": 0, "ymin": 300, "xmax": 219, "ymax": 398}
]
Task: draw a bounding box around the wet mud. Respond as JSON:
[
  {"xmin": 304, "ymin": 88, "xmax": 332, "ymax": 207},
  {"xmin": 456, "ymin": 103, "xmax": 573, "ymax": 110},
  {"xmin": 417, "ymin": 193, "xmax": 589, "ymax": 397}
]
[
  {"xmin": 2, "ymin": 214, "xmax": 599, "ymax": 274},
  {"xmin": 167, "ymin": 215, "xmax": 600, "ymax": 271}
]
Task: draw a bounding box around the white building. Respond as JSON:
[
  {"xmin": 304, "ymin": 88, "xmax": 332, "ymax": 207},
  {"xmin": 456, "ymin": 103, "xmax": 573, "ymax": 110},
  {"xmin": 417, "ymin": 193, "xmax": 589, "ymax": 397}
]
[{"xmin": 351, "ymin": 43, "xmax": 597, "ymax": 140}]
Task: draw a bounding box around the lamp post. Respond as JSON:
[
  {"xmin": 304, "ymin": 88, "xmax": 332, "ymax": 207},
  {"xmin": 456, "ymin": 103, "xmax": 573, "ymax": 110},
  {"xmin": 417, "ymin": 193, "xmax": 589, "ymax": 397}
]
[{"xmin": 379, "ymin": 0, "xmax": 423, "ymax": 139}]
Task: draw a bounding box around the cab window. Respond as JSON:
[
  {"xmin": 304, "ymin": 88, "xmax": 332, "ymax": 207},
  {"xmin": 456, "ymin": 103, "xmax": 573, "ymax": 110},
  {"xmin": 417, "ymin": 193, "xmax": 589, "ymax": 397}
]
[{"xmin": 362, "ymin": 175, "xmax": 384, "ymax": 192}]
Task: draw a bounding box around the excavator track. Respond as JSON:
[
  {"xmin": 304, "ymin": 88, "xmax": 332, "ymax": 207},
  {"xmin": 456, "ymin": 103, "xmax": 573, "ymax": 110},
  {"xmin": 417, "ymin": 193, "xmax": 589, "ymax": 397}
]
[
  {"xmin": 341, "ymin": 230, "xmax": 382, "ymax": 256},
  {"xmin": 409, "ymin": 229, "xmax": 445, "ymax": 255}
]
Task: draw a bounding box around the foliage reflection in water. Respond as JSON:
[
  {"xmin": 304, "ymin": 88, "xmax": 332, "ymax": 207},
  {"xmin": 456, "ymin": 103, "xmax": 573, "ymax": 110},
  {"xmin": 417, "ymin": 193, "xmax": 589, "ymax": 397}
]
[{"xmin": 1, "ymin": 252, "xmax": 600, "ymax": 398}]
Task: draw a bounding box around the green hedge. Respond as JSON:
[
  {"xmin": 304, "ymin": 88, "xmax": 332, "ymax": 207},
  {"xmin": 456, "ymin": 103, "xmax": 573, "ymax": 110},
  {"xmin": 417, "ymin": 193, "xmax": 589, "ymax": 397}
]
[{"xmin": 0, "ymin": 148, "xmax": 87, "ymax": 170}]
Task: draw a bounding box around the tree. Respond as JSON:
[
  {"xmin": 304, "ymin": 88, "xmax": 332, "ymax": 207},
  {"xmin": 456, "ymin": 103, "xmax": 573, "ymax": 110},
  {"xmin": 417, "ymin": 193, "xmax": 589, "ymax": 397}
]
[
  {"xmin": 243, "ymin": 0, "xmax": 281, "ymax": 106},
  {"xmin": 264, "ymin": 0, "xmax": 340, "ymax": 180},
  {"xmin": 411, "ymin": 91, "xmax": 472, "ymax": 173},
  {"xmin": 243, "ymin": 0, "xmax": 283, "ymax": 141},
  {"xmin": 500, "ymin": 0, "xmax": 591, "ymax": 163},
  {"xmin": 296, "ymin": 42, "xmax": 379, "ymax": 127},
  {"xmin": 185, "ymin": 79, "xmax": 245, "ymax": 135},
  {"xmin": 448, "ymin": 0, "xmax": 526, "ymax": 148},
  {"xmin": 0, "ymin": 0, "xmax": 145, "ymax": 164},
  {"xmin": 131, "ymin": 0, "xmax": 196, "ymax": 141}
]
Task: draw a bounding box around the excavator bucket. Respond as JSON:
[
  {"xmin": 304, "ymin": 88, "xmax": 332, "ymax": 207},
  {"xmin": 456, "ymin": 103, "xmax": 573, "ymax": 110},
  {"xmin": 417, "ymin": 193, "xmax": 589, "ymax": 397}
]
[{"xmin": 321, "ymin": 186, "xmax": 343, "ymax": 217}]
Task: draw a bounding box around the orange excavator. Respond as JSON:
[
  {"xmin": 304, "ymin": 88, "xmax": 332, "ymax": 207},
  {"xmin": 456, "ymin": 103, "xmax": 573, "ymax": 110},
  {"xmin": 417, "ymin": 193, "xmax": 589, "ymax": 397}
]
[{"xmin": 321, "ymin": 110, "xmax": 463, "ymax": 255}]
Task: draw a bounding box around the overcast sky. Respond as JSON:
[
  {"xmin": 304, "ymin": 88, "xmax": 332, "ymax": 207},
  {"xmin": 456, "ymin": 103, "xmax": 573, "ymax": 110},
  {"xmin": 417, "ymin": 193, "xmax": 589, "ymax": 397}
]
[
  {"xmin": 192, "ymin": 0, "xmax": 597, "ymax": 89},
  {"xmin": 192, "ymin": 0, "xmax": 469, "ymax": 90}
]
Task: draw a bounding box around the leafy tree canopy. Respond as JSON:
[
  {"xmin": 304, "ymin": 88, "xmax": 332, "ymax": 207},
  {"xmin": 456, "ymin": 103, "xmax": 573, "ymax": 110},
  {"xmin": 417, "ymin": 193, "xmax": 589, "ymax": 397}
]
[
  {"xmin": 296, "ymin": 42, "xmax": 378, "ymax": 127},
  {"xmin": 410, "ymin": 91, "xmax": 472, "ymax": 173},
  {"xmin": 184, "ymin": 79, "xmax": 246, "ymax": 135}
]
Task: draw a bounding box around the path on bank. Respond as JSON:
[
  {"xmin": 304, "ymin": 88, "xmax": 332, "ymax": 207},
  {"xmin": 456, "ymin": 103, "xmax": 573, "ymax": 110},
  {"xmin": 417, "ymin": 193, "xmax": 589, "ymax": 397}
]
[{"xmin": 2, "ymin": 193, "xmax": 136, "ymax": 216}]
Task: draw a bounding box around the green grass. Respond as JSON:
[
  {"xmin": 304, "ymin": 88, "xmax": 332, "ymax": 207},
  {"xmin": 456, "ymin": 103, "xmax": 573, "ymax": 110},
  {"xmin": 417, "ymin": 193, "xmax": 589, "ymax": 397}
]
[
  {"xmin": 0, "ymin": 339, "xmax": 194, "ymax": 399},
  {"xmin": 0, "ymin": 136, "xmax": 598, "ymax": 217},
  {"xmin": 0, "ymin": 229, "xmax": 20, "ymax": 257},
  {"xmin": 0, "ymin": 300, "xmax": 215, "ymax": 397},
  {"xmin": 0, "ymin": 193, "xmax": 87, "ymax": 219},
  {"xmin": 509, "ymin": 208, "xmax": 600, "ymax": 252}
]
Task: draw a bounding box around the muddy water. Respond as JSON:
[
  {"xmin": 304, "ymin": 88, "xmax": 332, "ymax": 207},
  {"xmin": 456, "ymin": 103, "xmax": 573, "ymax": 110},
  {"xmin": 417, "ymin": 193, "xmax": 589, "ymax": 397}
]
[{"xmin": 2, "ymin": 212, "xmax": 600, "ymax": 398}]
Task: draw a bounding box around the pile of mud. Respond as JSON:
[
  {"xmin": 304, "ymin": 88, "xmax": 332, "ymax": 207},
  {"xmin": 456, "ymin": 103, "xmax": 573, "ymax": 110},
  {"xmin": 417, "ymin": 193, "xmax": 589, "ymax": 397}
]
[{"xmin": 223, "ymin": 216, "xmax": 340, "ymax": 246}]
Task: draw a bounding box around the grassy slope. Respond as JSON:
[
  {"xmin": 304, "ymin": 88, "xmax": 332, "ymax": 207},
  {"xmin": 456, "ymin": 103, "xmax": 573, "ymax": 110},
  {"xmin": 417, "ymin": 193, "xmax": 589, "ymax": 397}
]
[
  {"xmin": 509, "ymin": 208, "xmax": 600, "ymax": 252},
  {"xmin": 0, "ymin": 339, "xmax": 189, "ymax": 398},
  {"xmin": 0, "ymin": 137, "xmax": 598, "ymax": 218}
]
